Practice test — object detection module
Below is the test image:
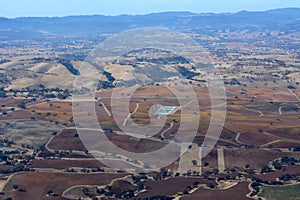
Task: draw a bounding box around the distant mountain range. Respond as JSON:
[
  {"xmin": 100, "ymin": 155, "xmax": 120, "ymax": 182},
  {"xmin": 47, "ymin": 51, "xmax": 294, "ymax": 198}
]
[{"xmin": 0, "ymin": 8, "xmax": 299, "ymax": 39}]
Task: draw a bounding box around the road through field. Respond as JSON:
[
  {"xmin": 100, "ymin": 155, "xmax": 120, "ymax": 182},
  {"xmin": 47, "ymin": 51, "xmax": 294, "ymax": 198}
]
[
  {"xmin": 122, "ymin": 103, "xmax": 139, "ymax": 126},
  {"xmin": 217, "ymin": 147, "xmax": 225, "ymax": 173},
  {"xmin": 279, "ymin": 106, "xmax": 283, "ymax": 115},
  {"xmin": 161, "ymin": 121, "xmax": 174, "ymax": 139},
  {"xmin": 289, "ymin": 89, "xmax": 300, "ymax": 102},
  {"xmin": 100, "ymin": 101, "xmax": 112, "ymax": 116},
  {"xmin": 242, "ymin": 106, "xmax": 264, "ymax": 116}
]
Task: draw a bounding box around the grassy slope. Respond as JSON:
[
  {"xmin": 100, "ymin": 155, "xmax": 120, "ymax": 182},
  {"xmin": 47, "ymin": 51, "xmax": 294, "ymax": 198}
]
[{"xmin": 259, "ymin": 184, "xmax": 300, "ymax": 200}]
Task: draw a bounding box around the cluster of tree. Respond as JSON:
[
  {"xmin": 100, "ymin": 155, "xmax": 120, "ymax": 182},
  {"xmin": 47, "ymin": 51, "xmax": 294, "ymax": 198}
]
[
  {"xmin": 178, "ymin": 181, "xmax": 200, "ymax": 195},
  {"xmin": 0, "ymin": 164, "xmax": 31, "ymax": 174},
  {"xmin": 202, "ymin": 169, "xmax": 219, "ymax": 179},
  {"xmin": 260, "ymin": 165, "xmax": 273, "ymax": 174},
  {"xmin": 248, "ymin": 156, "xmax": 300, "ymax": 196},
  {"xmin": 272, "ymin": 160, "xmax": 283, "ymax": 170},
  {"xmin": 268, "ymin": 157, "xmax": 299, "ymax": 173},
  {"xmin": 224, "ymin": 78, "xmax": 241, "ymax": 86},
  {"xmin": 293, "ymin": 146, "xmax": 300, "ymax": 152},
  {"xmin": 82, "ymin": 187, "xmax": 98, "ymax": 199},
  {"xmin": 144, "ymin": 195, "xmax": 173, "ymax": 200},
  {"xmin": 249, "ymin": 179, "xmax": 262, "ymax": 197},
  {"xmin": 97, "ymin": 80, "xmax": 115, "ymax": 89},
  {"xmin": 250, "ymin": 178, "xmax": 283, "ymax": 197},
  {"xmin": 96, "ymin": 185, "xmax": 135, "ymax": 199},
  {"xmin": 65, "ymin": 168, "xmax": 76, "ymax": 173},
  {"xmin": 103, "ymin": 71, "xmax": 115, "ymax": 82},
  {"xmin": 131, "ymin": 174, "xmax": 147, "ymax": 191},
  {"xmin": 0, "ymin": 59, "xmax": 10, "ymax": 64},
  {"xmin": 281, "ymin": 157, "xmax": 299, "ymax": 165},
  {"xmin": 46, "ymin": 189, "xmax": 58, "ymax": 197},
  {"xmin": 177, "ymin": 66, "xmax": 199, "ymax": 79},
  {"xmin": 58, "ymin": 59, "xmax": 80, "ymax": 75},
  {"xmin": 32, "ymin": 57, "xmax": 52, "ymax": 62},
  {"xmin": 152, "ymin": 169, "xmax": 172, "ymax": 180},
  {"xmin": 281, "ymin": 104, "xmax": 299, "ymax": 112},
  {"xmin": 86, "ymin": 174, "xmax": 149, "ymax": 199},
  {"xmin": 261, "ymin": 157, "xmax": 299, "ymax": 174},
  {"xmin": 52, "ymin": 150, "xmax": 77, "ymax": 158},
  {"xmin": 17, "ymin": 101, "xmax": 26, "ymax": 109},
  {"xmin": 12, "ymin": 185, "xmax": 26, "ymax": 193},
  {"xmin": 287, "ymin": 85, "xmax": 296, "ymax": 90},
  {"xmin": 0, "ymin": 87, "xmax": 7, "ymax": 98},
  {"xmin": 279, "ymin": 173, "xmax": 298, "ymax": 182},
  {"xmin": 8, "ymin": 87, "xmax": 71, "ymax": 100},
  {"xmin": 0, "ymin": 139, "xmax": 15, "ymax": 148},
  {"xmin": 79, "ymin": 168, "xmax": 104, "ymax": 173}
]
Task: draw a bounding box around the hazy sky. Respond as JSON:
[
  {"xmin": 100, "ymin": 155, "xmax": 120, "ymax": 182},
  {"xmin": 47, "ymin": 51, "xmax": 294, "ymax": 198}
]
[{"xmin": 1, "ymin": 0, "xmax": 300, "ymax": 18}]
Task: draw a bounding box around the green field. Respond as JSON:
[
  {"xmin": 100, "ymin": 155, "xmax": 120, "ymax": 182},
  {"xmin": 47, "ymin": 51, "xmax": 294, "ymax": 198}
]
[{"xmin": 259, "ymin": 184, "xmax": 300, "ymax": 200}]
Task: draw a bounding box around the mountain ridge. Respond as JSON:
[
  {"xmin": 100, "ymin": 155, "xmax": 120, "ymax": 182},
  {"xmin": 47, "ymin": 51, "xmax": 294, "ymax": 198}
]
[
  {"xmin": 0, "ymin": 8, "xmax": 299, "ymax": 37},
  {"xmin": 1, "ymin": 7, "xmax": 299, "ymax": 19}
]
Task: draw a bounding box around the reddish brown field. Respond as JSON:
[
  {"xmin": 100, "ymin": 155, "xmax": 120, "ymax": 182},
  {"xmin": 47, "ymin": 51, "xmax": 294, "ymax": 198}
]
[
  {"xmin": 29, "ymin": 159, "xmax": 106, "ymax": 169},
  {"xmin": 0, "ymin": 164, "xmax": 14, "ymax": 173},
  {"xmin": 0, "ymin": 86, "xmax": 299, "ymax": 200},
  {"xmin": 202, "ymin": 148, "xmax": 218, "ymax": 172},
  {"xmin": 2, "ymin": 86, "xmax": 298, "ymax": 153},
  {"xmin": 294, "ymin": 90, "xmax": 300, "ymax": 97},
  {"xmin": 138, "ymin": 177, "xmax": 215, "ymax": 198},
  {"xmin": 269, "ymin": 141, "xmax": 300, "ymax": 149},
  {"xmin": 111, "ymin": 134, "xmax": 166, "ymax": 153},
  {"xmin": 238, "ymin": 132, "xmax": 280, "ymax": 147},
  {"xmin": 47, "ymin": 129, "xmax": 86, "ymax": 151},
  {"xmin": 0, "ymin": 109, "xmax": 32, "ymax": 120},
  {"xmin": 181, "ymin": 182, "xmax": 251, "ymax": 200},
  {"xmin": 111, "ymin": 179, "xmax": 135, "ymax": 193},
  {"xmin": 256, "ymin": 165, "xmax": 300, "ymax": 182},
  {"xmin": 227, "ymin": 88, "xmax": 298, "ymax": 102},
  {"xmin": 0, "ymin": 98, "xmax": 26, "ymax": 107},
  {"xmin": 3, "ymin": 172, "xmax": 127, "ymax": 200},
  {"xmin": 48, "ymin": 128, "xmax": 167, "ymax": 153},
  {"xmin": 224, "ymin": 149, "xmax": 300, "ymax": 169},
  {"xmin": 0, "ymin": 101, "xmax": 73, "ymax": 125},
  {"xmin": 268, "ymin": 126, "xmax": 300, "ymax": 141},
  {"xmin": 29, "ymin": 101, "xmax": 73, "ymax": 125}
]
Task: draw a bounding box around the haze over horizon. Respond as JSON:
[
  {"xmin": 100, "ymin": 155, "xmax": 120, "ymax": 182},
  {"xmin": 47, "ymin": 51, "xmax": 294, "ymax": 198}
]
[{"xmin": 1, "ymin": 0, "xmax": 300, "ymax": 18}]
